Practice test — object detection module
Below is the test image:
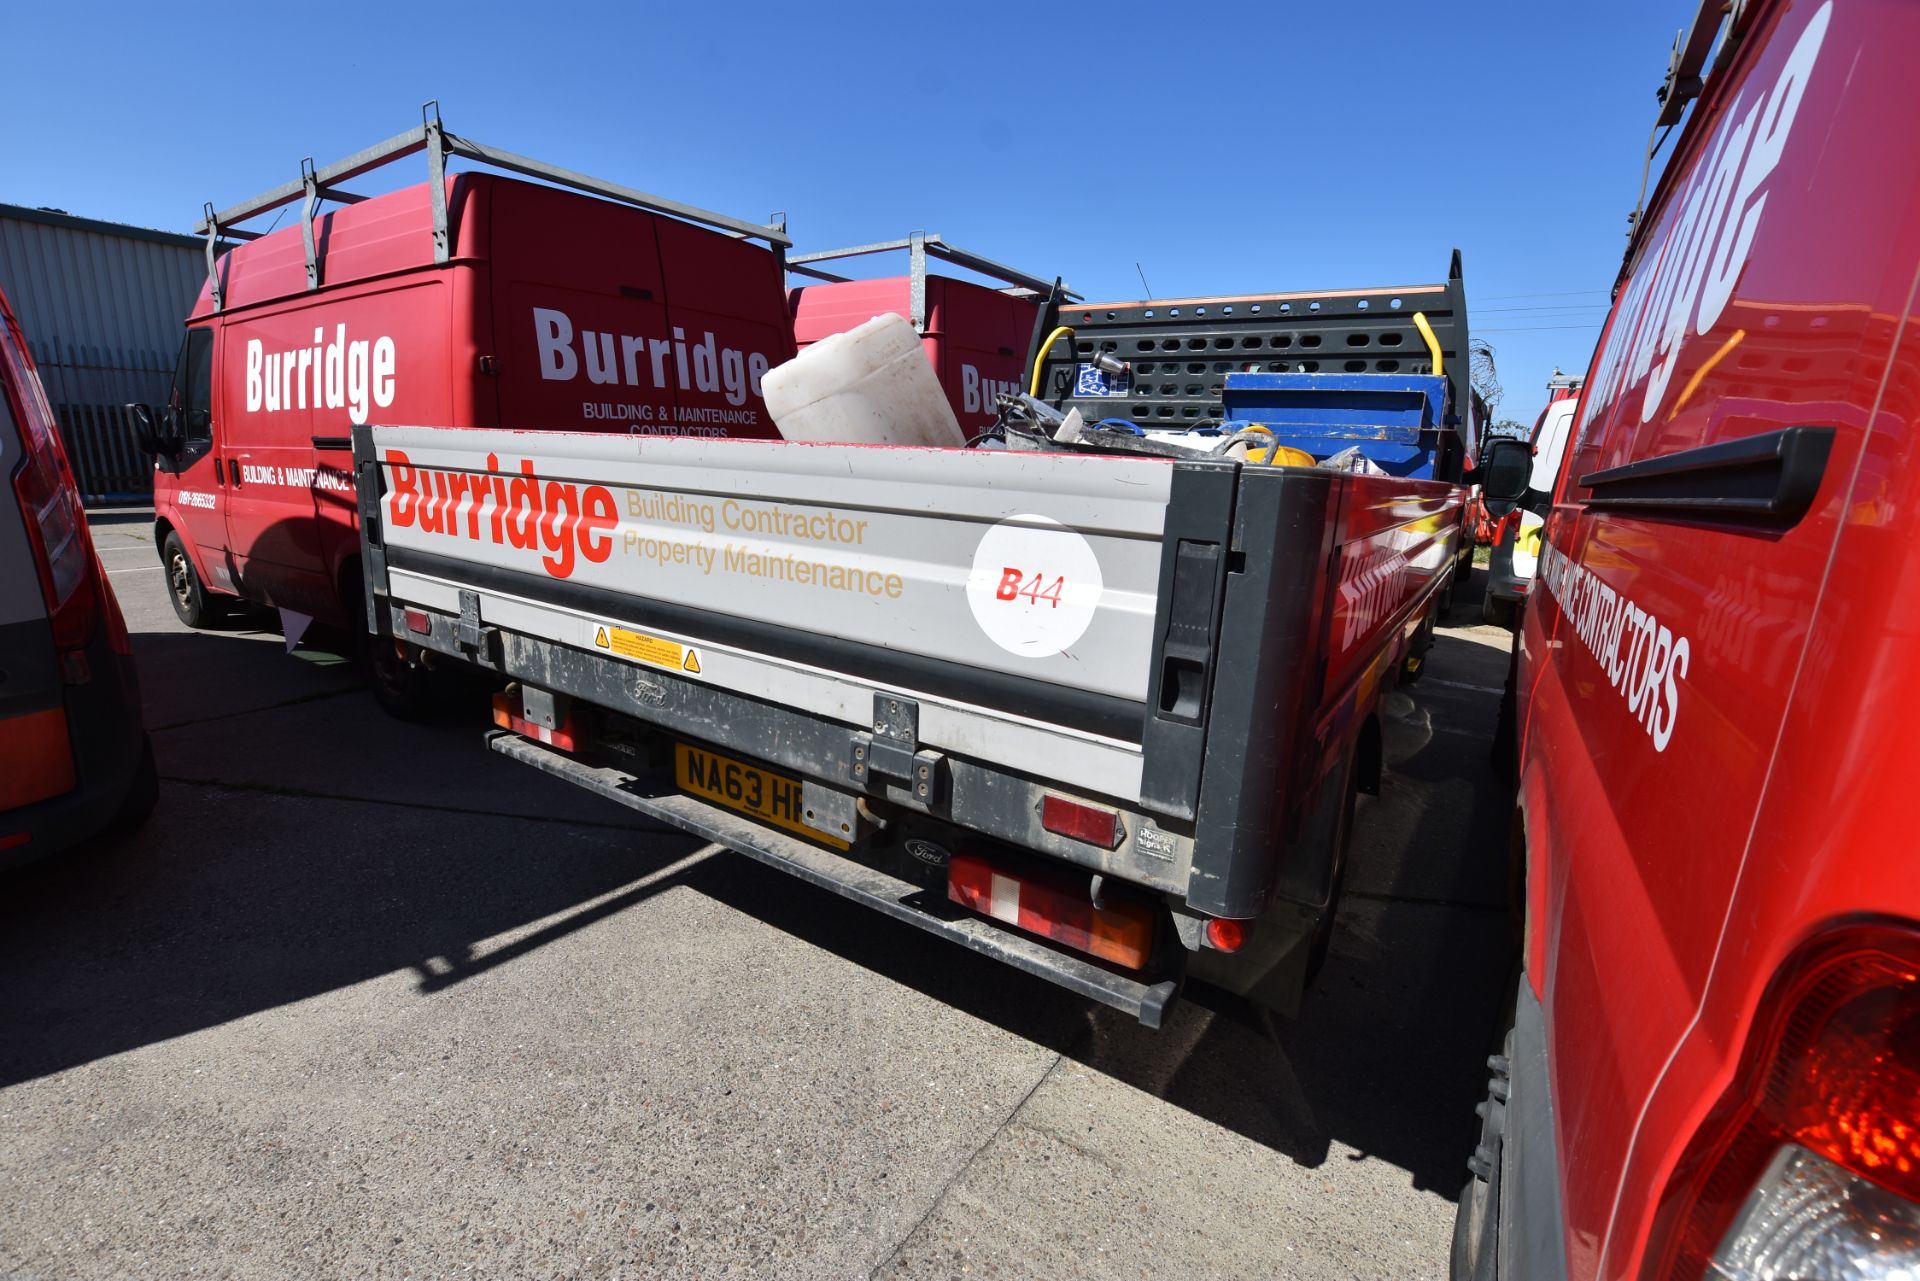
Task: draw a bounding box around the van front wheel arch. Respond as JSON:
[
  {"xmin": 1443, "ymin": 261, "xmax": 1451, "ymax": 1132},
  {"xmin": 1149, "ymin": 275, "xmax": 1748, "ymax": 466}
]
[{"xmin": 161, "ymin": 530, "xmax": 225, "ymax": 629}]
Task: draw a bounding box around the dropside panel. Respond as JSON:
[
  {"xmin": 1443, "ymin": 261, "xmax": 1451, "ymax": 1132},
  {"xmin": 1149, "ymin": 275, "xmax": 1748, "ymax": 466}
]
[{"xmin": 369, "ymin": 428, "xmax": 1173, "ymax": 703}]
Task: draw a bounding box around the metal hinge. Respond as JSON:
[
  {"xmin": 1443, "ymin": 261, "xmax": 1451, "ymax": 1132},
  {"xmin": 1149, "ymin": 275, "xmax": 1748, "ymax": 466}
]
[
  {"xmin": 455, "ymin": 589, "xmax": 496, "ymax": 654},
  {"xmin": 848, "ymin": 693, "xmax": 943, "ymax": 804}
]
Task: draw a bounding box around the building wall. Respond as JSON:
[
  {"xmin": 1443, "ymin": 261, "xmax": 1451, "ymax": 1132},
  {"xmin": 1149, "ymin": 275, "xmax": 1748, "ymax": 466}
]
[{"xmin": 0, "ymin": 204, "xmax": 209, "ymax": 501}]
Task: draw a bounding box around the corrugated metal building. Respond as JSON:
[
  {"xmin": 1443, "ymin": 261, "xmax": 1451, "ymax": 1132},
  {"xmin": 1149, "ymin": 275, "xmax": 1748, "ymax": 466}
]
[{"xmin": 0, "ymin": 203, "xmax": 213, "ymax": 501}]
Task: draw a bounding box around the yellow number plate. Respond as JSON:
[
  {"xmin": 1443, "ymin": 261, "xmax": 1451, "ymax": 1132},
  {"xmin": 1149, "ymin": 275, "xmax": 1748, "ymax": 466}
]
[{"xmin": 674, "ymin": 744, "xmax": 848, "ymax": 849}]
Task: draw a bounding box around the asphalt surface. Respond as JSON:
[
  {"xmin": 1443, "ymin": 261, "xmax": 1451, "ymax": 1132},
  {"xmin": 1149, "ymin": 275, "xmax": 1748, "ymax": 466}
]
[{"xmin": 0, "ymin": 511, "xmax": 1520, "ymax": 1280}]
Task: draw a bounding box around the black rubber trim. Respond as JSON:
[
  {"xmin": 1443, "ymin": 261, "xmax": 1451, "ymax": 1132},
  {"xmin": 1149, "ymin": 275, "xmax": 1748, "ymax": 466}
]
[
  {"xmin": 490, "ymin": 730, "xmax": 1180, "ymax": 1027},
  {"xmin": 387, "ymin": 545, "xmax": 1146, "ymax": 743},
  {"xmin": 311, "ymin": 435, "xmax": 354, "ymax": 451},
  {"xmin": 1577, "ymin": 425, "xmax": 1834, "ymax": 523}
]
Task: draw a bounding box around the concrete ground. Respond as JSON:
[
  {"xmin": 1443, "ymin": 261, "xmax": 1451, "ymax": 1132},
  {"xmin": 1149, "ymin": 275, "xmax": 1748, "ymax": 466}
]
[{"xmin": 0, "ymin": 511, "xmax": 1519, "ymax": 1280}]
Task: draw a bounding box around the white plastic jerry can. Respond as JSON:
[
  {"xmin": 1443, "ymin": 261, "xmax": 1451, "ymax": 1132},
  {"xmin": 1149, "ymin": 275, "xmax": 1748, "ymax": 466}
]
[{"xmin": 763, "ymin": 312, "xmax": 967, "ymax": 448}]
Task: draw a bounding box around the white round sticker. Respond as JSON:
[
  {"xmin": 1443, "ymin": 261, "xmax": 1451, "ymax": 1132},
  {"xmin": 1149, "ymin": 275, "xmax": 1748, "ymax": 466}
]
[{"xmin": 965, "ymin": 515, "xmax": 1104, "ymax": 658}]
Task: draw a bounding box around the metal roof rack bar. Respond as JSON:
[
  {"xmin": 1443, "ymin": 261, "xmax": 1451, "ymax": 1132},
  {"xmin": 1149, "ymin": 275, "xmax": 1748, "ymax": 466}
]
[
  {"xmin": 194, "ymin": 101, "xmax": 789, "ymax": 311},
  {"xmin": 787, "ymin": 232, "xmax": 1076, "ymax": 333}
]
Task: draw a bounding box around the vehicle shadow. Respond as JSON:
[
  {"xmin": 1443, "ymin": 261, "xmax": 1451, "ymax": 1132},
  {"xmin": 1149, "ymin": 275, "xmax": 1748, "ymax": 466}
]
[
  {"xmin": 673, "ymin": 607, "xmax": 1520, "ymax": 1196},
  {"xmin": 0, "ymin": 774, "xmax": 709, "ymax": 1090},
  {"xmin": 0, "ymin": 622, "xmax": 708, "ymax": 1090},
  {"xmin": 3, "ymin": 592, "xmax": 1517, "ymax": 1199}
]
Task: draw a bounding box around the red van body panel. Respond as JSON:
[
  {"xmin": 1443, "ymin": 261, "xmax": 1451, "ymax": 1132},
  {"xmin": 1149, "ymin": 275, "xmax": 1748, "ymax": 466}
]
[
  {"xmin": 788, "ymin": 275, "xmax": 1038, "ymax": 436},
  {"xmin": 153, "ymin": 174, "xmax": 794, "ymax": 627},
  {"xmin": 1505, "ymin": 1, "xmax": 1920, "ymax": 1275},
  {"xmin": 0, "ymin": 285, "xmax": 150, "ymax": 863}
]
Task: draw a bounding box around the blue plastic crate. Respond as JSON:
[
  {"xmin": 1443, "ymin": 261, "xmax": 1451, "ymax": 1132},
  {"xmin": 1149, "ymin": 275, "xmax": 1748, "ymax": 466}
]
[{"xmin": 1221, "ymin": 372, "xmax": 1452, "ymax": 478}]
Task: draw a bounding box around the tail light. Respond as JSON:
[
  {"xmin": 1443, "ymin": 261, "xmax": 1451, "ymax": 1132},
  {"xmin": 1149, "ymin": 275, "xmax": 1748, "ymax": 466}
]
[
  {"xmin": 1040, "ymin": 793, "xmax": 1124, "ymax": 849},
  {"xmin": 1, "ymin": 305, "xmax": 97, "ymax": 653},
  {"xmin": 0, "ymin": 706, "xmax": 77, "ymax": 809},
  {"xmin": 947, "ymin": 852, "xmax": 1154, "ymax": 970},
  {"xmin": 491, "ymin": 687, "xmax": 577, "ymax": 752},
  {"xmin": 1205, "ymin": 917, "xmax": 1247, "ymax": 953},
  {"xmin": 1642, "ymin": 923, "xmax": 1920, "ymax": 1279}
]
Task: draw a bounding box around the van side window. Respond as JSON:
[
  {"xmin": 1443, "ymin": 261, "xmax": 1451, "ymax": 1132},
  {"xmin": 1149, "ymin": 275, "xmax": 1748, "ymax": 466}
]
[{"xmin": 173, "ymin": 328, "xmax": 214, "ymax": 447}]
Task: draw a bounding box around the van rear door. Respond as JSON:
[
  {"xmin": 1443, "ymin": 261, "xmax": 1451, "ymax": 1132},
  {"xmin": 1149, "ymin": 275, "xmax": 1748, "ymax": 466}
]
[
  {"xmin": 488, "ymin": 181, "xmax": 672, "ymax": 434},
  {"xmin": 654, "ymin": 218, "xmax": 791, "ymax": 440},
  {"xmin": 927, "ymin": 279, "xmax": 1037, "ymax": 436}
]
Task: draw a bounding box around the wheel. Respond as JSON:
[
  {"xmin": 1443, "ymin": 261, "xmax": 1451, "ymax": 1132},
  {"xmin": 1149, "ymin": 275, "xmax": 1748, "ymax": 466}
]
[
  {"xmin": 1440, "ymin": 553, "xmax": 1470, "ymax": 618},
  {"xmin": 108, "ymin": 741, "xmax": 157, "ymax": 833},
  {"xmin": 161, "ymin": 531, "xmax": 225, "ymax": 628},
  {"xmin": 1482, "ymin": 591, "xmax": 1517, "ymax": 630},
  {"xmin": 1490, "ymin": 634, "xmax": 1519, "ymax": 778},
  {"xmin": 349, "ymin": 592, "xmax": 445, "ymax": 721},
  {"xmin": 108, "ymin": 734, "xmax": 159, "ymax": 834},
  {"xmin": 1304, "ymin": 762, "xmax": 1360, "ymax": 985},
  {"xmin": 1403, "ymin": 611, "xmax": 1436, "ymax": 682}
]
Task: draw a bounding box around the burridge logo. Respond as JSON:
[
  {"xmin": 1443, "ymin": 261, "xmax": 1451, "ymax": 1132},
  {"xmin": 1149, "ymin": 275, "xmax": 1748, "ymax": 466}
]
[
  {"xmin": 385, "ymin": 448, "xmax": 615, "ymax": 581},
  {"xmin": 960, "ymin": 364, "xmax": 1018, "ymax": 416},
  {"xmin": 1580, "ymin": 0, "xmax": 1832, "ymax": 433},
  {"xmin": 245, "ymin": 325, "xmax": 396, "ymax": 425},
  {"xmin": 532, "ymin": 307, "xmax": 771, "ymax": 408}
]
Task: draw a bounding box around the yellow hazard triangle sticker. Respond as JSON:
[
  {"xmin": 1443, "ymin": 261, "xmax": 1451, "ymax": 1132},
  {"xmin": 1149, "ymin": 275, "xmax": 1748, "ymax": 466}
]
[
  {"xmin": 594, "ymin": 626, "xmax": 610, "ymax": 649},
  {"xmin": 682, "ymin": 650, "xmax": 702, "ymax": 674}
]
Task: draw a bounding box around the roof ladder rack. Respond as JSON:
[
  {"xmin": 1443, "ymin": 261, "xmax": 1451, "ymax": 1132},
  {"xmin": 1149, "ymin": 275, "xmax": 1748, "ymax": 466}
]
[
  {"xmin": 786, "ymin": 233, "xmax": 1078, "ymax": 334},
  {"xmin": 195, "ymin": 100, "xmax": 792, "ymax": 312}
]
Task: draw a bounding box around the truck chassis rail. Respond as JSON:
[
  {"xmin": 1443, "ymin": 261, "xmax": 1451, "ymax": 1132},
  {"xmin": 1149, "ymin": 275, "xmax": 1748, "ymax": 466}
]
[{"xmin": 489, "ymin": 729, "xmax": 1182, "ymax": 1028}]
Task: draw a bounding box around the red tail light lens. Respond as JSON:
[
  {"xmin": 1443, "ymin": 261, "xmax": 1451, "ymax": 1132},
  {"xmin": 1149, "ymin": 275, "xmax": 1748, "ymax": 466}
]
[
  {"xmin": 0, "ymin": 707, "xmax": 76, "ymax": 808},
  {"xmin": 1040, "ymin": 794, "xmax": 1124, "ymax": 850},
  {"xmin": 948, "ymin": 852, "xmax": 1154, "ymax": 970},
  {"xmin": 1643, "ymin": 924, "xmax": 1920, "ymax": 1279},
  {"xmin": 1205, "ymin": 918, "xmax": 1246, "ymax": 953},
  {"xmin": 1, "ymin": 303, "xmax": 96, "ymax": 651},
  {"xmin": 490, "ymin": 688, "xmax": 577, "ymax": 753}
]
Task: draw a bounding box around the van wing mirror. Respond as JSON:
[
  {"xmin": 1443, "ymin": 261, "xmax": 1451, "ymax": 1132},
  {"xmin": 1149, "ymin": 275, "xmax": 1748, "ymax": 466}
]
[
  {"xmin": 1479, "ymin": 437, "xmax": 1533, "ymax": 512},
  {"xmin": 127, "ymin": 403, "xmax": 162, "ymax": 455}
]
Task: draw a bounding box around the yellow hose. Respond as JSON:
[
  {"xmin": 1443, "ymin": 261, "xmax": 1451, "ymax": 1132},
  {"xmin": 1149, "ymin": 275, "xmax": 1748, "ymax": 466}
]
[
  {"xmin": 1029, "ymin": 325, "xmax": 1075, "ymax": 398},
  {"xmin": 1412, "ymin": 311, "xmax": 1444, "ymax": 378}
]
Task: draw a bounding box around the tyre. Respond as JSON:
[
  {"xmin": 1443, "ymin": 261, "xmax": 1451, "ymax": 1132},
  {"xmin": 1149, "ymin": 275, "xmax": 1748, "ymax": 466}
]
[
  {"xmin": 1304, "ymin": 762, "xmax": 1360, "ymax": 985},
  {"xmin": 347, "ymin": 586, "xmax": 446, "ymax": 721},
  {"xmin": 1482, "ymin": 591, "xmax": 1517, "ymax": 630},
  {"xmin": 161, "ymin": 531, "xmax": 224, "ymax": 628},
  {"xmin": 108, "ymin": 734, "xmax": 159, "ymax": 834},
  {"xmin": 1403, "ymin": 611, "xmax": 1436, "ymax": 682}
]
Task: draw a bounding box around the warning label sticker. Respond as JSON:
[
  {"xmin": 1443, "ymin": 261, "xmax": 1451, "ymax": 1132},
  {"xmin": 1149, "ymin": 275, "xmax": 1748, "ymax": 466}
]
[{"xmin": 590, "ymin": 623, "xmax": 703, "ymax": 676}]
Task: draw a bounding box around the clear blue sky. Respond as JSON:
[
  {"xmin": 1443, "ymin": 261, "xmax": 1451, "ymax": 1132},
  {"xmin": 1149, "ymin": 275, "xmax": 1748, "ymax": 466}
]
[{"xmin": 4, "ymin": 1, "xmax": 1693, "ymax": 426}]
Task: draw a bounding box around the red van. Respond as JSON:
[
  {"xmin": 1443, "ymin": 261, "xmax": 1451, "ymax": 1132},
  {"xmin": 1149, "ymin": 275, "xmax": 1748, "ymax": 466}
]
[
  {"xmin": 139, "ymin": 113, "xmax": 795, "ymax": 708},
  {"xmin": 2, "ymin": 285, "xmax": 155, "ymax": 865},
  {"xmin": 786, "ymin": 234, "xmax": 1064, "ymax": 439},
  {"xmin": 1454, "ymin": 1, "xmax": 1920, "ymax": 1277}
]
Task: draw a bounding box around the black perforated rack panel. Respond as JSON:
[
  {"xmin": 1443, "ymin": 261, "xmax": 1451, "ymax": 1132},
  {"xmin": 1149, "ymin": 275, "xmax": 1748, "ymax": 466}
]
[{"xmin": 1029, "ymin": 250, "xmax": 1469, "ymax": 432}]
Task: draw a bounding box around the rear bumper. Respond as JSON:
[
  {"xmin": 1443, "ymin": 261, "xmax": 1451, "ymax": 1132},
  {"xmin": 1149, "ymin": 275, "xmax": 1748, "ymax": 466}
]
[
  {"xmin": 490, "ymin": 730, "xmax": 1182, "ymax": 1027},
  {"xmin": 0, "ymin": 638, "xmax": 148, "ymax": 871}
]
